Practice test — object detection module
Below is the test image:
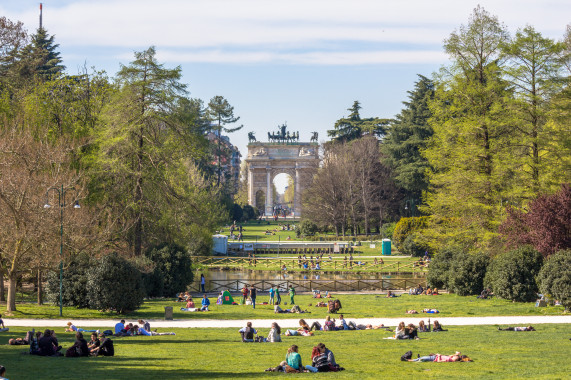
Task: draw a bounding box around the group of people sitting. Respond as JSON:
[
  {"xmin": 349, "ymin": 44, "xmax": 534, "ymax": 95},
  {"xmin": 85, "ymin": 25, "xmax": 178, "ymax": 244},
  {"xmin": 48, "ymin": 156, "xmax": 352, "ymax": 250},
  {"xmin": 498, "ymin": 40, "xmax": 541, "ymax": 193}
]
[
  {"xmin": 265, "ymin": 343, "xmax": 343, "ymax": 373},
  {"xmin": 11, "ymin": 328, "xmax": 114, "ymax": 357},
  {"xmin": 180, "ymin": 294, "xmax": 210, "ymax": 311},
  {"xmin": 239, "ymin": 322, "xmax": 283, "ymax": 342},
  {"xmin": 408, "ymin": 285, "xmax": 440, "ymax": 295}
]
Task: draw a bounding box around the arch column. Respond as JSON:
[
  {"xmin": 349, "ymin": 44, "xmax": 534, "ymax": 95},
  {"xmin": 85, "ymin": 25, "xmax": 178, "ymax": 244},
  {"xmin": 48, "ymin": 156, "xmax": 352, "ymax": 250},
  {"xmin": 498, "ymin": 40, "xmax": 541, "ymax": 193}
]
[
  {"xmin": 247, "ymin": 167, "xmax": 254, "ymax": 205},
  {"xmin": 294, "ymin": 166, "xmax": 301, "ymax": 217},
  {"xmin": 265, "ymin": 168, "xmax": 273, "ymax": 216}
]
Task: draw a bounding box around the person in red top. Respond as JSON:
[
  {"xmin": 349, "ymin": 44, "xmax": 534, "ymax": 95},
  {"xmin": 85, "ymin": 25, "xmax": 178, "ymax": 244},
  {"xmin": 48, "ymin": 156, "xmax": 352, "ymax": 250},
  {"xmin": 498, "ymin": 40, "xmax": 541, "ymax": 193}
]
[{"xmin": 241, "ymin": 285, "xmax": 249, "ymax": 305}]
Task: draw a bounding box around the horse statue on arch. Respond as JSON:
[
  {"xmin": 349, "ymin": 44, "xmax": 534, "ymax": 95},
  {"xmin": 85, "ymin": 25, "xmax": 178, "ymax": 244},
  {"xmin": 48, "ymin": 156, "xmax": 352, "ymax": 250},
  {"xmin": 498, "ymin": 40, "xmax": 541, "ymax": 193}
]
[
  {"xmin": 310, "ymin": 131, "xmax": 318, "ymax": 143},
  {"xmin": 248, "ymin": 131, "xmax": 256, "ymax": 142}
]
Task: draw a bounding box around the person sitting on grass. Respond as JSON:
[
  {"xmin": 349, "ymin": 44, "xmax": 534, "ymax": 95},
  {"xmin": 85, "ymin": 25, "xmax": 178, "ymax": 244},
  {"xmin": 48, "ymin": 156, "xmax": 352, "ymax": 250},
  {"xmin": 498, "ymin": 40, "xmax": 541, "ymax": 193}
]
[
  {"xmin": 337, "ymin": 315, "xmax": 357, "ymax": 330},
  {"xmin": 65, "ymin": 322, "xmax": 97, "ymax": 333},
  {"xmin": 88, "ymin": 332, "xmax": 100, "ymax": 353},
  {"xmin": 395, "ymin": 322, "xmax": 407, "ymax": 339},
  {"xmin": 66, "ymin": 332, "xmax": 89, "ymax": 357},
  {"xmin": 432, "ymin": 320, "xmax": 447, "ymax": 332},
  {"xmin": 305, "ymin": 346, "xmax": 330, "ymax": 373},
  {"xmin": 407, "ymin": 351, "xmax": 471, "ymax": 362},
  {"xmin": 323, "ymin": 315, "xmax": 337, "ymax": 331},
  {"xmin": 0, "ymin": 314, "xmax": 7, "ymax": 332},
  {"xmin": 200, "ymin": 294, "xmax": 210, "ymax": 311},
  {"xmin": 265, "ymin": 345, "xmax": 303, "ymax": 372},
  {"xmin": 91, "ymin": 333, "xmax": 114, "ymax": 356},
  {"xmin": 418, "ymin": 320, "xmax": 430, "ymax": 332},
  {"xmin": 498, "ymin": 326, "xmax": 535, "ymax": 331},
  {"xmin": 406, "ymin": 323, "xmax": 420, "ymax": 340},
  {"xmin": 239, "ymin": 322, "xmax": 257, "ymax": 342},
  {"xmin": 114, "ymin": 319, "xmax": 126, "ymax": 335},
  {"xmin": 318, "ymin": 343, "xmax": 342, "ymax": 370},
  {"xmin": 29, "ymin": 331, "xmax": 42, "ymax": 355},
  {"xmin": 266, "ymin": 322, "xmax": 282, "ymax": 342},
  {"xmin": 38, "ymin": 329, "xmax": 61, "ymax": 356},
  {"xmin": 299, "ymin": 319, "xmax": 322, "ymax": 332},
  {"xmin": 186, "ymin": 298, "xmax": 195, "ymax": 309},
  {"xmin": 138, "ymin": 319, "xmax": 151, "ymax": 332},
  {"xmin": 0, "ymin": 365, "xmax": 6, "ymax": 380}
]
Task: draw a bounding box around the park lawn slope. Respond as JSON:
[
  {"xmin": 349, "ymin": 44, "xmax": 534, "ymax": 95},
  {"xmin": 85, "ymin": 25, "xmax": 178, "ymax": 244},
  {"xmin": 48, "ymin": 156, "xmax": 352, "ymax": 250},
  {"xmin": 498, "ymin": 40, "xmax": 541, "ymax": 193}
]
[{"xmin": 0, "ymin": 325, "xmax": 569, "ymax": 379}]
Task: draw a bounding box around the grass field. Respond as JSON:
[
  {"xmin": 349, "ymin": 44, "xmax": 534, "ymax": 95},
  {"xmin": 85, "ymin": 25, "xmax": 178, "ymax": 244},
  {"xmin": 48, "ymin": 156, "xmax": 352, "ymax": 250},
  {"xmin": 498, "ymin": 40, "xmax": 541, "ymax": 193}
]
[
  {"xmin": 0, "ymin": 324, "xmax": 569, "ymax": 379},
  {"xmin": 4, "ymin": 294, "xmax": 566, "ymax": 320}
]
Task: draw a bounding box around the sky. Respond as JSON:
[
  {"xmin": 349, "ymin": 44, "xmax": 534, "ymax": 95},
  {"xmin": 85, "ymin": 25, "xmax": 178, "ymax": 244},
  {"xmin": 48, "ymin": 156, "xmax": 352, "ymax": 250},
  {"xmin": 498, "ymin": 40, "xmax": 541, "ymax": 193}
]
[{"xmin": 2, "ymin": 0, "xmax": 570, "ymax": 192}]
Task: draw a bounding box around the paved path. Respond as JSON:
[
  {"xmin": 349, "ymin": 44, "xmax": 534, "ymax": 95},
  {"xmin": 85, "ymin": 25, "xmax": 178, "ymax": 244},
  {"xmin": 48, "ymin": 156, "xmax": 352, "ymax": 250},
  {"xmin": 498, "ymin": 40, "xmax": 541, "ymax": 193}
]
[{"xmin": 4, "ymin": 315, "xmax": 571, "ymax": 329}]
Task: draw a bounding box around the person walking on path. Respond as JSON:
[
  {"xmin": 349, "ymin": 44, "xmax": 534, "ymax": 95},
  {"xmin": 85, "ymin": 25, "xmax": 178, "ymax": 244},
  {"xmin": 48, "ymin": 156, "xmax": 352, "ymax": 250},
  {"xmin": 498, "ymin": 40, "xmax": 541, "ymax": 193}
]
[
  {"xmin": 269, "ymin": 286, "xmax": 275, "ymax": 305},
  {"xmin": 250, "ymin": 286, "xmax": 257, "ymax": 309},
  {"xmin": 200, "ymin": 274, "xmax": 206, "ymax": 293},
  {"xmin": 289, "ymin": 285, "xmax": 296, "ymax": 305},
  {"xmin": 241, "ymin": 285, "xmax": 249, "ymax": 305}
]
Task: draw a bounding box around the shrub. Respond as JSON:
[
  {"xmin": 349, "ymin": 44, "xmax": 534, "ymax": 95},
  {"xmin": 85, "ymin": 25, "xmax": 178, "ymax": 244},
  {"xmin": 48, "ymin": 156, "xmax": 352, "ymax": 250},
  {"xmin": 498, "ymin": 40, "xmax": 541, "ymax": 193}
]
[
  {"xmin": 242, "ymin": 205, "xmax": 257, "ymax": 221},
  {"xmin": 299, "ymin": 220, "xmax": 319, "ymax": 236},
  {"xmin": 426, "ymin": 245, "xmax": 459, "ymax": 289},
  {"xmin": 229, "ymin": 203, "xmax": 243, "ymax": 222},
  {"xmin": 484, "ymin": 246, "xmax": 543, "ymax": 302},
  {"xmin": 447, "ymin": 253, "xmax": 490, "ymax": 296},
  {"xmin": 46, "ymin": 253, "xmax": 91, "ymax": 308},
  {"xmin": 537, "ymin": 249, "xmax": 571, "ymax": 310},
  {"xmin": 381, "ymin": 222, "xmax": 397, "ymax": 240},
  {"xmin": 401, "ymin": 233, "xmax": 432, "ymax": 257},
  {"xmin": 87, "ymin": 252, "xmax": 144, "ymax": 313},
  {"xmin": 393, "ymin": 216, "xmax": 429, "ymax": 249},
  {"xmin": 145, "ymin": 243, "xmax": 193, "ymax": 297}
]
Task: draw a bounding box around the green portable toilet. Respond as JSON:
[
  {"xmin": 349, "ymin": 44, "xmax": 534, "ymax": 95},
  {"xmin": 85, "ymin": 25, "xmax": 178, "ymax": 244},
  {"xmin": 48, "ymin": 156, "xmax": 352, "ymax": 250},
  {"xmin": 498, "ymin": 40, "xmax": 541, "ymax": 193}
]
[{"xmin": 382, "ymin": 239, "xmax": 391, "ymax": 256}]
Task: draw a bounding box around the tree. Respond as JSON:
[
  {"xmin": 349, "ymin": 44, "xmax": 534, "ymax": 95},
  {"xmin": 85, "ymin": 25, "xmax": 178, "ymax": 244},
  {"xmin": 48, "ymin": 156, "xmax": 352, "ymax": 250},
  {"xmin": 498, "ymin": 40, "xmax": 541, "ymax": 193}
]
[
  {"xmin": 484, "ymin": 246, "xmax": 543, "ymax": 302},
  {"xmin": 502, "ymin": 26, "xmax": 566, "ymax": 197},
  {"xmin": 0, "ymin": 127, "xmax": 86, "ymax": 312},
  {"xmin": 206, "ymin": 96, "xmax": 242, "ymax": 187},
  {"xmin": 447, "ymin": 252, "xmax": 490, "ymax": 296},
  {"xmin": 424, "ymin": 6, "xmax": 512, "ymax": 249},
  {"xmin": 145, "ymin": 243, "xmax": 193, "ymax": 297},
  {"xmin": 327, "ymin": 101, "xmax": 389, "ymax": 143},
  {"xmin": 0, "ymin": 16, "xmax": 28, "ymax": 84},
  {"xmin": 95, "ymin": 47, "xmax": 221, "ymax": 257},
  {"xmin": 499, "ymin": 184, "xmax": 571, "ymax": 257},
  {"xmin": 538, "ymin": 249, "xmax": 571, "ymax": 310},
  {"xmin": 24, "ymin": 27, "xmax": 65, "ymax": 81},
  {"xmin": 382, "ymin": 75, "xmax": 434, "ymax": 199},
  {"xmin": 87, "ymin": 252, "xmax": 144, "ymax": 313}
]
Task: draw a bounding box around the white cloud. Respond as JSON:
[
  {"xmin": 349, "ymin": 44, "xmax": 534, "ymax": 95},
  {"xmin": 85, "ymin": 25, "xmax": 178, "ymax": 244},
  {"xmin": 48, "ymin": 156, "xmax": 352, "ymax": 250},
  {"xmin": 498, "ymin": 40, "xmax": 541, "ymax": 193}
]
[{"xmin": 3, "ymin": 0, "xmax": 569, "ymax": 65}]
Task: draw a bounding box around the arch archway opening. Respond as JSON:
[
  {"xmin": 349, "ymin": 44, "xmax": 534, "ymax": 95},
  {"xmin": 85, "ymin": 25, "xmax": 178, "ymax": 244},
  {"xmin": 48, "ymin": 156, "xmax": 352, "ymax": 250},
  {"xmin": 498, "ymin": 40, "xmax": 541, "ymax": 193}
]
[{"xmin": 273, "ymin": 173, "xmax": 294, "ymax": 216}]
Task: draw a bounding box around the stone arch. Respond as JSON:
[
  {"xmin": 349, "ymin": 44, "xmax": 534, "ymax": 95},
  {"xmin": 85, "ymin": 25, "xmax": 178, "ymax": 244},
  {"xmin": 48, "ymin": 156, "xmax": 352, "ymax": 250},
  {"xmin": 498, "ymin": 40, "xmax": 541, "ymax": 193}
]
[{"xmin": 246, "ymin": 141, "xmax": 319, "ymax": 217}]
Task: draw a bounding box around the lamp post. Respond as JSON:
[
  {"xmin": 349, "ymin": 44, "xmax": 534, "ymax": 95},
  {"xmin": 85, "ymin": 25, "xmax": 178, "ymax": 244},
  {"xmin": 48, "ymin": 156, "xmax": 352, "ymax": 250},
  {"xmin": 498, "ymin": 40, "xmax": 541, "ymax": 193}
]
[
  {"xmin": 44, "ymin": 185, "xmax": 80, "ymax": 317},
  {"xmin": 404, "ymin": 199, "xmax": 417, "ymax": 217}
]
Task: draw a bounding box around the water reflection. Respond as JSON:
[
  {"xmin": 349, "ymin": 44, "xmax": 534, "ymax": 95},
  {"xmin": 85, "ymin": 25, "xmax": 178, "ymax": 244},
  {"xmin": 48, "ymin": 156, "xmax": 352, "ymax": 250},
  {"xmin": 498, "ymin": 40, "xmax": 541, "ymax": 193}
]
[{"xmin": 203, "ymin": 269, "xmax": 423, "ymax": 282}]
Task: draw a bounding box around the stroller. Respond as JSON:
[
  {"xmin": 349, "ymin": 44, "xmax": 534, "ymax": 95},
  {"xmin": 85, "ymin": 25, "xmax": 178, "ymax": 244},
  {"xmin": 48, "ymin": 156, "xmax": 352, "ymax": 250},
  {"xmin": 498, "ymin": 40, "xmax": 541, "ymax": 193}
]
[{"xmin": 328, "ymin": 299, "xmax": 342, "ymax": 313}]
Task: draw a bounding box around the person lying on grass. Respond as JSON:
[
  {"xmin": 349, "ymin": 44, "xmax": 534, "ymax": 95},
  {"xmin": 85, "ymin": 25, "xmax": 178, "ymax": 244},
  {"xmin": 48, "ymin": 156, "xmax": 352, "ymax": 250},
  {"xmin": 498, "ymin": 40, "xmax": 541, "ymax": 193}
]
[
  {"xmin": 337, "ymin": 315, "xmax": 357, "ymax": 330},
  {"xmin": 9, "ymin": 329, "xmax": 35, "ymax": 345},
  {"xmin": 407, "ymin": 351, "xmax": 472, "ymax": 362},
  {"xmin": 498, "ymin": 326, "xmax": 535, "ymax": 331},
  {"xmin": 65, "ymin": 322, "xmax": 97, "ymax": 333},
  {"xmin": 132, "ymin": 325, "xmax": 176, "ymax": 336}
]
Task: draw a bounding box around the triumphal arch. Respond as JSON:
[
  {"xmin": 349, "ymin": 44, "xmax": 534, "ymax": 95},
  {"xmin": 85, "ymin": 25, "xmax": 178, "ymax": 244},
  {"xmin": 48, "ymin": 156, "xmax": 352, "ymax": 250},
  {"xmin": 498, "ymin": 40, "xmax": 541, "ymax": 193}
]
[{"xmin": 246, "ymin": 126, "xmax": 319, "ymax": 217}]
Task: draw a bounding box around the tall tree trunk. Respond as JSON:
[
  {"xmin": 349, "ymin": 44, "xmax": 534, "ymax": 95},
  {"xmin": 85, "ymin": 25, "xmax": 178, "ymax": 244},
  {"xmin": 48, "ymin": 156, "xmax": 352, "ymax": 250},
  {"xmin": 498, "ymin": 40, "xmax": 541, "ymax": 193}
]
[
  {"xmin": 6, "ymin": 273, "xmax": 17, "ymax": 312},
  {"xmin": 37, "ymin": 269, "xmax": 43, "ymax": 305},
  {"xmin": 134, "ymin": 126, "xmax": 144, "ymax": 256},
  {"xmin": 0, "ymin": 269, "xmax": 4, "ymax": 302}
]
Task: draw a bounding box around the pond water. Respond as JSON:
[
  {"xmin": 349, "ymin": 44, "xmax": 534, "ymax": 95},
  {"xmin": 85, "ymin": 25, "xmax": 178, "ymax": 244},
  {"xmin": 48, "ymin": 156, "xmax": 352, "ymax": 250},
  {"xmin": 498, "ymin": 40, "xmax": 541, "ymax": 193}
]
[{"xmin": 202, "ymin": 269, "xmax": 424, "ymax": 282}]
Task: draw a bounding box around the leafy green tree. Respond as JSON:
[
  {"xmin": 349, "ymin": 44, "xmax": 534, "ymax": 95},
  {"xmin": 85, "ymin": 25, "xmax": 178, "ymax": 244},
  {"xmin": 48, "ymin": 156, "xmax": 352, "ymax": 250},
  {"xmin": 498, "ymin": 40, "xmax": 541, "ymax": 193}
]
[
  {"xmin": 426, "ymin": 245, "xmax": 458, "ymax": 289},
  {"xmin": 206, "ymin": 95, "xmax": 242, "ymax": 187},
  {"xmin": 484, "ymin": 246, "xmax": 543, "ymax": 302},
  {"xmin": 538, "ymin": 249, "xmax": 571, "ymax": 310},
  {"xmin": 424, "ymin": 6, "xmax": 512, "ymax": 249},
  {"xmin": 447, "ymin": 252, "xmax": 490, "ymax": 296},
  {"xmin": 382, "ymin": 75, "xmax": 434, "ymax": 199},
  {"xmin": 327, "ymin": 101, "xmax": 389, "ymax": 143},
  {"xmin": 87, "ymin": 252, "xmax": 144, "ymax": 313},
  {"xmin": 145, "ymin": 243, "xmax": 193, "ymax": 297},
  {"xmin": 95, "ymin": 47, "xmax": 223, "ymax": 256},
  {"xmin": 502, "ymin": 26, "xmax": 566, "ymax": 197}
]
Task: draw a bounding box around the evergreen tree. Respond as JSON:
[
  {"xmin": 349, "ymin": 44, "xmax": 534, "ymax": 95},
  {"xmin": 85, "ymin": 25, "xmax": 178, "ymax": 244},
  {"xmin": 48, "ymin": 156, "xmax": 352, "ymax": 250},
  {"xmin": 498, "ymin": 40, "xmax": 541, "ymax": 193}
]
[
  {"xmin": 206, "ymin": 95, "xmax": 242, "ymax": 188},
  {"xmin": 381, "ymin": 75, "xmax": 434, "ymax": 199},
  {"xmin": 502, "ymin": 26, "xmax": 566, "ymax": 197},
  {"xmin": 27, "ymin": 27, "xmax": 65, "ymax": 81},
  {"xmin": 327, "ymin": 101, "xmax": 389, "ymax": 143},
  {"xmin": 424, "ymin": 6, "xmax": 512, "ymax": 249}
]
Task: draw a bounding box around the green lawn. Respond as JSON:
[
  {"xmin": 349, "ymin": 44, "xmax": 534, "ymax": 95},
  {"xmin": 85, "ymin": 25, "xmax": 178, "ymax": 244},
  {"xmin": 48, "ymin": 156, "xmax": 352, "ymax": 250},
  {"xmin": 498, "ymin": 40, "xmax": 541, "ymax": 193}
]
[
  {"xmin": 0, "ymin": 324, "xmax": 569, "ymax": 379},
  {"xmin": 4, "ymin": 294, "xmax": 565, "ymax": 320}
]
